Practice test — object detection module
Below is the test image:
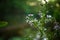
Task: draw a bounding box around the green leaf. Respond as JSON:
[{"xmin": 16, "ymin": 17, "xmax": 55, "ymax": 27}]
[{"xmin": 0, "ymin": 21, "xmax": 8, "ymax": 27}]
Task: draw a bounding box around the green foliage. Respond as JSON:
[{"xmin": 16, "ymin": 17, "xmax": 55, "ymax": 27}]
[{"xmin": 0, "ymin": 21, "xmax": 8, "ymax": 27}]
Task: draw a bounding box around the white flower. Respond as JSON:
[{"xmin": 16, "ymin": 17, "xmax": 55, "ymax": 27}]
[
  {"xmin": 46, "ymin": 0, "xmax": 49, "ymax": 2},
  {"xmin": 44, "ymin": 28, "xmax": 47, "ymax": 31},
  {"xmin": 36, "ymin": 35, "xmax": 40, "ymax": 39},
  {"xmin": 54, "ymin": 25, "xmax": 60, "ymax": 30},
  {"xmin": 26, "ymin": 20, "xmax": 29, "ymax": 23},
  {"xmin": 42, "ymin": 0, "xmax": 46, "ymax": 4},
  {"xmin": 38, "ymin": 12, "xmax": 42, "ymax": 15},
  {"xmin": 47, "ymin": 15, "xmax": 52, "ymax": 18},
  {"xmin": 43, "ymin": 38, "xmax": 48, "ymax": 40},
  {"xmin": 38, "ymin": 12, "xmax": 43, "ymax": 18},
  {"xmin": 36, "ymin": 32, "xmax": 40, "ymax": 39},
  {"xmin": 26, "ymin": 16, "xmax": 29, "ymax": 19},
  {"xmin": 28, "ymin": 21, "xmax": 33, "ymax": 26},
  {"xmin": 34, "ymin": 18, "xmax": 38, "ymax": 22},
  {"xmin": 28, "ymin": 14, "xmax": 34, "ymax": 16}
]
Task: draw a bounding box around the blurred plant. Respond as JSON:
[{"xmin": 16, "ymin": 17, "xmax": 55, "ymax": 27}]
[
  {"xmin": 25, "ymin": 0, "xmax": 60, "ymax": 40},
  {"xmin": 0, "ymin": 21, "xmax": 8, "ymax": 28}
]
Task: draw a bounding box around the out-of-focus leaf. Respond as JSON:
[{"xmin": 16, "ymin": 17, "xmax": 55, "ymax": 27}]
[{"xmin": 0, "ymin": 21, "xmax": 8, "ymax": 27}]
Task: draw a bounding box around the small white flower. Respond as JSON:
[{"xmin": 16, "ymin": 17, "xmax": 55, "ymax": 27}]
[
  {"xmin": 36, "ymin": 35, "xmax": 40, "ymax": 39},
  {"xmin": 28, "ymin": 20, "xmax": 33, "ymax": 23},
  {"xmin": 28, "ymin": 14, "xmax": 34, "ymax": 16},
  {"xmin": 43, "ymin": 38, "xmax": 48, "ymax": 40},
  {"xmin": 46, "ymin": 0, "xmax": 49, "ymax": 2},
  {"xmin": 28, "ymin": 21, "xmax": 33, "ymax": 26},
  {"xmin": 26, "ymin": 16, "xmax": 29, "ymax": 19},
  {"xmin": 47, "ymin": 15, "xmax": 52, "ymax": 18},
  {"xmin": 54, "ymin": 25, "xmax": 60, "ymax": 30},
  {"xmin": 42, "ymin": 0, "xmax": 46, "ymax": 4},
  {"xmin": 38, "ymin": 12, "xmax": 43, "ymax": 18},
  {"xmin": 44, "ymin": 28, "xmax": 47, "ymax": 31},
  {"xmin": 34, "ymin": 18, "xmax": 38, "ymax": 22},
  {"xmin": 38, "ymin": 12, "xmax": 42, "ymax": 15},
  {"xmin": 26, "ymin": 20, "xmax": 29, "ymax": 22},
  {"xmin": 41, "ymin": 15, "xmax": 43, "ymax": 18},
  {"xmin": 35, "ymin": 32, "xmax": 40, "ymax": 39}
]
